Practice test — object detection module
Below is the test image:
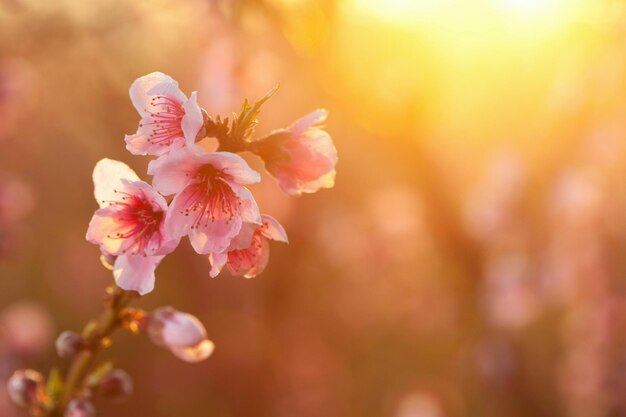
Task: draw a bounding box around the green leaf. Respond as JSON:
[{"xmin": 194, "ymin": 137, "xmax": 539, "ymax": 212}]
[
  {"xmin": 234, "ymin": 84, "xmax": 280, "ymax": 142},
  {"xmin": 82, "ymin": 320, "xmax": 98, "ymax": 338},
  {"xmin": 44, "ymin": 368, "xmax": 64, "ymax": 410},
  {"xmin": 85, "ymin": 361, "xmax": 114, "ymax": 388}
]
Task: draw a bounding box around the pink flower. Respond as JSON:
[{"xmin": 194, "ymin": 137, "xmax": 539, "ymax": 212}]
[
  {"xmin": 208, "ymin": 214, "xmax": 288, "ymax": 278},
  {"xmin": 145, "ymin": 307, "xmax": 214, "ymax": 362},
  {"xmin": 86, "ymin": 159, "xmax": 179, "ymax": 295},
  {"xmin": 148, "ymin": 148, "xmax": 261, "ymax": 254},
  {"xmin": 255, "ymin": 109, "xmax": 337, "ymax": 195},
  {"xmin": 125, "ymin": 72, "xmax": 203, "ymax": 156}
]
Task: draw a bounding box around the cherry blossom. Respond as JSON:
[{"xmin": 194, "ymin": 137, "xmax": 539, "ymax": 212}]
[
  {"xmin": 86, "ymin": 159, "xmax": 179, "ymax": 294},
  {"xmin": 254, "ymin": 109, "xmax": 337, "ymax": 195},
  {"xmin": 125, "ymin": 72, "xmax": 203, "ymax": 156},
  {"xmin": 148, "ymin": 148, "xmax": 261, "ymax": 254},
  {"xmin": 208, "ymin": 214, "xmax": 288, "ymax": 278}
]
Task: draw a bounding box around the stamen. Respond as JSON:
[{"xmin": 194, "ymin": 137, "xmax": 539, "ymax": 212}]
[
  {"xmin": 180, "ymin": 167, "xmax": 241, "ymax": 230},
  {"xmin": 105, "ymin": 188, "xmax": 164, "ymax": 256},
  {"xmin": 142, "ymin": 95, "xmax": 186, "ymax": 146}
]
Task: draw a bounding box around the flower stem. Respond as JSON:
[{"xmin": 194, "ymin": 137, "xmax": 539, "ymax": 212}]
[{"xmin": 48, "ymin": 285, "xmax": 136, "ymax": 416}]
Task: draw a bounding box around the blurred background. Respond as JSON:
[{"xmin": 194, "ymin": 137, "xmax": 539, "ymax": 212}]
[{"xmin": 1, "ymin": 0, "xmax": 626, "ymax": 416}]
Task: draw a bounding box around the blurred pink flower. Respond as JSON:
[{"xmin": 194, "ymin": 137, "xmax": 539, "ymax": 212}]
[
  {"xmin": 394, "ymin": 392, "xmax": 445, "ymax": 417},
  {"xmin": 254, "ymin": 109, "xmax": 337, "ymax": 196},
  {"xmin": 0, "ymin": 59, "xmax": 35, "ymax": 141},
  {"xmin": 0, "ymin": 178, "xmax": 34, "ymax": 227},
  {"xmin": 198, "ymin": 27, "xmax": 283, "ymax": 116},
  {"xmin": 474, "ymin": 339, "xmax": 516, "ymax": 385},
  {"xmin": 198, "ymin": 29, "xmax": 239, "ymax": 115},
  {"xmin": 125, "ymin": 72, "xmax": 203, "ymax": 156},
  {"xmin": 463, "ymin": 150, "xmax": 526, "ymax": 243},
  {"xmin": 146, "ymin": 307, "xmax": 214, "ymax": 363},
  {"xmin": 0, "ymin": 301, "xmax": 53, "ymax": 356},
  {"xmin": 208, "ymin": 214, "xmax": 288, "ymax": 278},
  {"xmin": 148, "ymin": 148, "xmax": 261, "ymax": 254},
  {"xmin": 86, "ymin": 159, "xmax": 179, "ymax": 294},
  {"xmin": 483, "ymin": 253, "xmax": 539, "ymax": 329}
]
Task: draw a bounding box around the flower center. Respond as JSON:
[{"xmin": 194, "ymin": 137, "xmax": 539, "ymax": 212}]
[
  {"xmin": 181, "ymin": 167, "xmax": 241, "ymax": 229},
  {"xmin": 140, "ymin": 95, "xmax": 185, "ymax": 147},
  {"xmin": 228, "ymin": 234, "xmax": 263, "ymax": 273},
  {"xmin": 106, "ymin": 190, "xmax": 163, "ymax": 255}
]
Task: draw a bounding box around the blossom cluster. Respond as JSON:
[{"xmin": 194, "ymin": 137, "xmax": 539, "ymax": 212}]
[
  {"xmin": 84, "ymin": 72, "xmax": 335, "ymax": 360},
  {"xmin": 88, "ymin": 72, "xmax": 336, "ymax": 296}
]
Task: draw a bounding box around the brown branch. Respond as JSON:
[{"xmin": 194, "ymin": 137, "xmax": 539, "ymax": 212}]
[{"xmin": 47, "ymin": 286, "xmax": 137, "ymax": 417}]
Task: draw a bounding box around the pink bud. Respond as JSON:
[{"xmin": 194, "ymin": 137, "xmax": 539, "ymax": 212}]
[
  {"xmin": 6, "ymin": 369, "xmax": 43, "ymax": 408},
  {"xmin": 253, "ymin": 109, "xmax": 337, "ymax": 196},
  {"xmin": 146, "ymin": 307, "xmax": 214, "ymax": 362},
  {"xmin": 55, "ymin": 331, "xmax": 84, "ymax": 358},
  {"xmin": 65, "ymin": 398, "xmax": 95, "ymax": 417},
  {"xmin": 99, "ymin": 369, "xmax": 133, "ymax": 402}
]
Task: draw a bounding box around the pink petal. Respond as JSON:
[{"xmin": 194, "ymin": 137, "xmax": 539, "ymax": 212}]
[
  {"xmin": 92, "ymin": 159, "xmax": 140, "ymax": 208},
  {"xmin": 287, "ymin": 109, "xmax": 328, "ymax": 137},
  {"xmin": 161, "ymin": 311, "xmax": 207, "ymax": 348},
  {"xmin": 285, "ymin": 130, "xmax": 337, "ymax": 181},
  {"xmin": 148, "ymin": 148, "xmax": 203, "ymax": 196},
  {"xmin": 297, "ymin": 169, "xmax": 336, "ymax": 195},
  {"xmin": 113, "ymin": 254, "xmax": 164, "ymax": 295},
  {"xmin": 164, "ymin": 183, "xmax": 197, "ymax": 239},
  {"xmin": 165, "ymin": 182, "xmax": 243, "ymax": 254},
  {"xmin": 260, "ymin": 214, "xmax": 288, "ymax": 243},
  {"xmin": 124, "ymin": 129, "xmax": 186, "ymax": 157},
  {"xmin": 242, "ymin": 238, "xmax": 270, "ymax": 279},
  {"xmin": 86, "ymin": 207, "xmax": 126, "ymax": 255},
  {"xmin": 124, "ymin": 132, "xmax": 153, "ymax": 156},
  {"xmin": 154, "ymin": 235, "xmax": 181, "ymax": 256},
  {"xmin": 276, "ymin": 168, "xmax": 336, "ymax": 196},
  {"xmin": 226, "ymin": 246, "xmax": 260, "ymax": 277},
  {"xmin": 272, "ymin": 128, "xmax": 337, "ymax": 195},
  {"xmin": 208, "ymin": 253, "xmax": 228, "ymax": 278},
  {"xmin": 229, "ymin": 183, "xmax": 262, "ymax": 225},
  {"xmin": 228, "ymin": 222, "xmax": 257, "ymax": 250},
  {"xmin": 181, "ymin": 91, "xmax": 203, "ymax": 147},
  {"xmin": 189, "ymin": 215, "xmax": 242, "ymax": 254},
  {"xmin": 129, "ymin": 72, "xmax": 186, "ymax": 118},
  {"xmin": 195, "ymin": 152, "xmax": 261, "ymax": 185},
  {"xmin": 126, "ymin": 180, "xmax": 169, "ymax": 212}
]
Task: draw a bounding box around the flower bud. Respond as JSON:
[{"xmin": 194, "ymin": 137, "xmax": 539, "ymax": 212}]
[
  {"xmin": 65, "ymin": 398, "xmax": 96, "ymax": 417},
  {"xmin": 55, "ymin": 331, "xmax": 84, "ymax": 358},
  {"xmin": 251, "ymin": 109, "xmax": 337, "ymax": 196},
  {"xmin": 98, "ymin": 369, "xmax": 133, "ymax": 401},
  {"xmin": 6, "ymin": 369, "xmax": 44, "ymax": 408},
  {"xmin": 146, "ymin": 307, "xmax": 214, "ymax": 363}
]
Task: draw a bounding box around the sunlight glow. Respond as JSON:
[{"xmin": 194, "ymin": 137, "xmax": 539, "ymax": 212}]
[
  {"xmin": 497, "ymin": 0, "xmax": 564, "ymax": 15},
  {"xmin": 348, "ymin": 0, "xmax": 579, "ymax": 28},
  {"xmin": 348, "ymin": 0, "xmax": 445, "ymax": 25}
]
